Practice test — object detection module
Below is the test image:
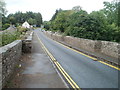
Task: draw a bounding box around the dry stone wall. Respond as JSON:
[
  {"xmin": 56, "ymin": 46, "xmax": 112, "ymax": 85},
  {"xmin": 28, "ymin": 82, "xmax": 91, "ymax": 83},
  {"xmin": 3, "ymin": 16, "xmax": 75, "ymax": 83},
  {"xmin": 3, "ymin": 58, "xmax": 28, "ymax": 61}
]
[
  {"xmin": 0, "ymin": 40, "xmax": 22, "ymax": 88},
  {"xmin": 22, "ymin": 32, "xmax": 33, "ymax": 53},
  {"xmin": 45, "ymin": 31, "xmax": 120, "ymax": 64},
  {"xmin": 0, "ymin": 31, "xmax": 33, "ymax": 89}
]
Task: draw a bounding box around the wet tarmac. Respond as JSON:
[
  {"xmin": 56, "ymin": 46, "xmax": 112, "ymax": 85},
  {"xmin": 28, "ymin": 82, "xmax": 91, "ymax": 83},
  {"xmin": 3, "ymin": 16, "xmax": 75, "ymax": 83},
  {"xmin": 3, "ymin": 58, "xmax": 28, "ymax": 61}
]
[{"xmin": 6, "ymin": 33, "xmax": 67, "ymax": 88}]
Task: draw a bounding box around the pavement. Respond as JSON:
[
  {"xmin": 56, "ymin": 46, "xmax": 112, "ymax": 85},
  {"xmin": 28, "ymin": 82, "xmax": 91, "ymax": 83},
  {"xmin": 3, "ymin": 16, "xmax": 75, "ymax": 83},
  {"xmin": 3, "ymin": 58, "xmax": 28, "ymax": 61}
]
[
  {"xmin": 5, "ymin": 32, "xmax": 67, "ymax": 88},
  {"xmin": 4, "ymin": 28, "xmax": 119, "ymax": 89},
  {"xmin": 34, "ymin": 28, "xmax": 119, "ymax": 88}
]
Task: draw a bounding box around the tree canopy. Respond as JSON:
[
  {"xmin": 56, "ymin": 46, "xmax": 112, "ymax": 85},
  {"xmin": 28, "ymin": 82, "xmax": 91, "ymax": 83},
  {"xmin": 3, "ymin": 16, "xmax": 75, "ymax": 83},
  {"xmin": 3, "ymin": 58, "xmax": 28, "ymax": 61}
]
[
  {"xmin": 0, "ymin": 0, "xmax": 7, "ymax": 15},
  {"xmin": 2, "ymin": 11, "xmax": 43, "ymax": 30},
  {"xmin": 44, "ymin": 1, "xmax": 120, "ymax": 42}
]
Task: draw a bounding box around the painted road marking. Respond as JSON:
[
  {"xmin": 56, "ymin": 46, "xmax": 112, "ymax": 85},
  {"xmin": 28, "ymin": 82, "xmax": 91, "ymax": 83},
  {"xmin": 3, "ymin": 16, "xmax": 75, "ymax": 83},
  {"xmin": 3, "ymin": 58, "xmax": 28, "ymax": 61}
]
[
  {"xmin": 99, "ymin": 61, "xmax": 120, "ymax": 71},
  {"xmin": 53, "ymin": 40, "xmax": 97, "ymax": 60},
  {"xmin": 36, "ymin": 33, "xmax": 81, "ymax": 90},
  {"xmin": 47, "ymin": 36, "xmax": 120, "ymax": 71},
  {"xmin": 56, "ymin": 62, "xmax": 80, "ymax": 89}
]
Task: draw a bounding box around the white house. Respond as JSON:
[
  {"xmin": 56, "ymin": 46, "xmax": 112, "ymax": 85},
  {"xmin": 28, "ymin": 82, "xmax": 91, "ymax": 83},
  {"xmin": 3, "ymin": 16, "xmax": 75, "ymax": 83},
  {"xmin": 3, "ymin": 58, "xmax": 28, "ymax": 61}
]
[{"xmin": 22, "ymin": 21, "xmax": 30, "ymax": 28}]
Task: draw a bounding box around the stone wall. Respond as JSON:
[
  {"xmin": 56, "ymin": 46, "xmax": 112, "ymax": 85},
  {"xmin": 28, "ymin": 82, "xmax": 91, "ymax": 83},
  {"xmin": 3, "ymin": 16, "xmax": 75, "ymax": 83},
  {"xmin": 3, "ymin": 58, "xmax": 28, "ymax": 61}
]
[
  {"xmin": 0, "ymin": 52, "xmax": 2, "ymax": 89},
  {"xmin": 100, "ymin": 41, "xmax": 119, "ymax": 63},
  {"xmin": 0, "ymin": 31, "xmax": 33, "ymax": 89},
  {"xmin": 0, "ymin": 40, "xmax": 22, "ymax": 88},
  {"xmin": 45, "ymin": 31, "xmax": 120, "ymax": 64},
  {"xmin": 22, "ymin": 32, "xmax": 33, "ymax": 53}
]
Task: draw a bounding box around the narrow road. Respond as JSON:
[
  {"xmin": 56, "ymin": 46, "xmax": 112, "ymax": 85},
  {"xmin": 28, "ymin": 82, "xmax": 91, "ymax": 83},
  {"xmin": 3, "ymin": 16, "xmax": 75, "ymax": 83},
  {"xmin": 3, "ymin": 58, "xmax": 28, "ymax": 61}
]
[{"xmin": 34, "ymin": 28, "xmax": 119, "ymax": 88}]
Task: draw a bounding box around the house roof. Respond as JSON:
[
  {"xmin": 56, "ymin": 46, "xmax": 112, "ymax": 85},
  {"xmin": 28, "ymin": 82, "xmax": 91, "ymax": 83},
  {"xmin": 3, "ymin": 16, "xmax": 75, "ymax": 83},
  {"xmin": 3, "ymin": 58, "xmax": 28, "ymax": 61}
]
[{"xmin": 22, "ymin": 21, "xmax": 30, "ymax": 26}]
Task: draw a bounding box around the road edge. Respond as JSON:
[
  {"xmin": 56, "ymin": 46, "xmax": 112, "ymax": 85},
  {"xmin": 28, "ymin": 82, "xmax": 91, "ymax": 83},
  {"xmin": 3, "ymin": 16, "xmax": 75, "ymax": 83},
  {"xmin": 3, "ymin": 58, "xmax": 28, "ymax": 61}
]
[{"xmin": 35, "ymin": 32, "xmax": 81, "ymax": 90}]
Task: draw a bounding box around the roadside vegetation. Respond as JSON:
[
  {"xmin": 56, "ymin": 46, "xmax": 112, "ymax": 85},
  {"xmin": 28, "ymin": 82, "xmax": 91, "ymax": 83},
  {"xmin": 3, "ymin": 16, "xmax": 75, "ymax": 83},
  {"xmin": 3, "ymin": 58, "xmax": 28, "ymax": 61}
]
[
  {"xmin": 0, "ymin": 27, "xmax": 29, "ymax": 47},
  {"xmin": 1, "ymin": 0, "xmax": 43, "ymax": 31},
  {"xmin": 2, "ymin": 11, "xmax": 43, "ymax": 30},
  {"xmin": 0, "ymin": 0, "xmax": 43, "ymax": 46},
  {"xmin": 44, "ymin": 0, "xmax": 120, "ymax": 42}
]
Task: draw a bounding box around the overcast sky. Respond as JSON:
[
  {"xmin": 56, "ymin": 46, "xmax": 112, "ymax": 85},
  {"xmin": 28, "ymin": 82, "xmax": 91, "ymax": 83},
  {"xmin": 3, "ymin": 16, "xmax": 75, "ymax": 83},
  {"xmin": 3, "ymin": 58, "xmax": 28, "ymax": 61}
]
[{"xmin": 5, "ymin": 0, "xmax": 113, "ymax": 21}]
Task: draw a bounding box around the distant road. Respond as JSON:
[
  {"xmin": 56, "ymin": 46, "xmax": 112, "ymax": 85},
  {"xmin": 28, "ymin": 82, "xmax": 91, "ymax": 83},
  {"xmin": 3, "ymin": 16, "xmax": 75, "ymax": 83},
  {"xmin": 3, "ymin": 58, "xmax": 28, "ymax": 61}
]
[{"xmin": 35, "ymin": 28, "xmax": 119, "ymax": 88}]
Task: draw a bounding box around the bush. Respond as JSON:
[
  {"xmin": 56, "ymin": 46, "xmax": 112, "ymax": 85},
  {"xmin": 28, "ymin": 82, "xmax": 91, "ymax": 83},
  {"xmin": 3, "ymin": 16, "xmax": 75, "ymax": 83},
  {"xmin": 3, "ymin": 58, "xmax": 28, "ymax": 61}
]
[
  {"xmin": 0, "ymin": 26, "xmax": 30, "ymax": 47},
  {"xmin": 2, "ymin": 23, "xmax": 10, "ymax": 30},
  {"xmin": 17, "ymin": 26, "xmax": 29, "ymax": 34},
  {"xmin": 0, "ymin": 25, "xmax": 31, "ymax": 47},
  {"xmin": 0, "ymin": 31, "xmax": 21, "ymax": 47}
]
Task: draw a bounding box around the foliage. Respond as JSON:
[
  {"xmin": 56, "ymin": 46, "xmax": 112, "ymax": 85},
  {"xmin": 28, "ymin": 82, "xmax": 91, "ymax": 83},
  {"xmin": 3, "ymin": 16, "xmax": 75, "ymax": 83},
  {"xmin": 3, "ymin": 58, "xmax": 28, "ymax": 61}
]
[
  {"xmin": 43, "ymin": 21, "xmax": 51, "ymax": 30},
  {"xmin": 0, "ymin": 0, "xmax": 7, "ymax": 15},
  {"xmin": 2, "ymin": 11, "xmax": 43, "ymax": 30},
  {"xmin": 0, "ymin": 31, "xmax": 21, "ymax": 46},
  {"xmin": 2, "ymin": 23, "xmax": 10, "ymax": 30},
  {"xmin": 51, "ymin": 10, "xmax": 75, "ymax": 32},
  {"xmin": 103, "ymin": 0, "xmax": 118, "ymax": 26},
  {"xmin": 35, "ymin": 13, "xmax": 43, "ymax": 27},
  {"xmin": 117, "ymin": 1, "xmax": 120, "ymax": 27},
  {"xmin": 44, "ymin": 0, "xmax": 120, "ymax": 42},
  {"xmin": 17, "ymin": 26, "xmax": 29, "ymax": 33},
  {"xmin": 51, "ymin": 9, "xmax": 62, "ymax": 21},
  {"xmin": 0, "ymin": 0, "xmax": 7, "ymax": 30},
  {"xmin": 28, "ymin": 18, "xmax": 36, "ymax": 25},
  {"xmin": 0, "ymin": 26, "xmax": 29, "ymax": 47}
]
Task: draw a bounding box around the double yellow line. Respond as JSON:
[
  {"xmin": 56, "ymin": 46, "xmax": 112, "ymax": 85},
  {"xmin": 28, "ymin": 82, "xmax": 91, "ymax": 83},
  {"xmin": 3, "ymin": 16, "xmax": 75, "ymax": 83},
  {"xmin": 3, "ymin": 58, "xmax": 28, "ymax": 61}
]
[{"xmin": 36, "ymin": 34, "xmax": 81, "ymax": 90}]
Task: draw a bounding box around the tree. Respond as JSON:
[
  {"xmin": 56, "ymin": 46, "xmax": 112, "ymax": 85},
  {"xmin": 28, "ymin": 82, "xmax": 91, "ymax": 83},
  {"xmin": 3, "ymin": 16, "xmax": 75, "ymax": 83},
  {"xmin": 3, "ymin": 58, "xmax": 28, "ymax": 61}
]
[
  {"xmin": 0, "ymin": 0, "xmax": 7, "ymax": 15},
  {"xmin": 50, "ymin": 9, "xmax": 62, "ymax": 21},
  {"xmin": 43, "ymin": 21, "xmax": 51, "ymax": 30},
  {"xmin": 103, "ymin": 0, "xmax": 118, "ymax": 25},
  {"xmin": 48, "ymin": 2, "xmax": 119, "ymax": 42},
  {"xmin": 9, "ymin": 16, "xmax": 16, "ymax": 24},
  {"xmin": 28, "ymin": 18, "xmax": 36, "ymax": 25},
  {"xmin": 1, "ymin": 0, "xmax": 7, "ymax": 30},
  {"xmin": 118, "ymin": 1, "xmax": 120, "ymax": 27},
  {"xmin": 2, "ymin": 23, "xmax": 10, "ymax": 30},
  {"xmin": 51, "ymin": 10, "xmax": 59, "ymax": 21},
  {"xmin": 51, "ymin": 10, "xmax": 74, "ymax": 32},
  {"xmin": 4, "ymin": 11, "xmax": 43, "ymax": 27},
  {"xmin": 8, "ymin": 12, "xmax": 25, "ymax": 24},
  {"xmin": 35, "ymin": 13, "xmax": 42, "ymax": 27}
]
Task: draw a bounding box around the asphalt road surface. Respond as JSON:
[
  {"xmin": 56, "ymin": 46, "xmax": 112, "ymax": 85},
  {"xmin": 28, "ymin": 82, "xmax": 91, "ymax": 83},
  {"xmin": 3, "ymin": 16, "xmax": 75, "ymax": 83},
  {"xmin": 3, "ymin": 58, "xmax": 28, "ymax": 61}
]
[{"xmin": 34, "ymin": 28, "xmax": 119, "ymax": 88}]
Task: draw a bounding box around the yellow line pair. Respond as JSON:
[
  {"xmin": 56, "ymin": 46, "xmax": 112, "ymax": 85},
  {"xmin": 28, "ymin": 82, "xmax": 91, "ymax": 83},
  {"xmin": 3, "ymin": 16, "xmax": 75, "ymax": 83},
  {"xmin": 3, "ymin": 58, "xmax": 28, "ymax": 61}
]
[{"xmin": 36, "ymin": 33, "xmax": 81, "ymax": 90}]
